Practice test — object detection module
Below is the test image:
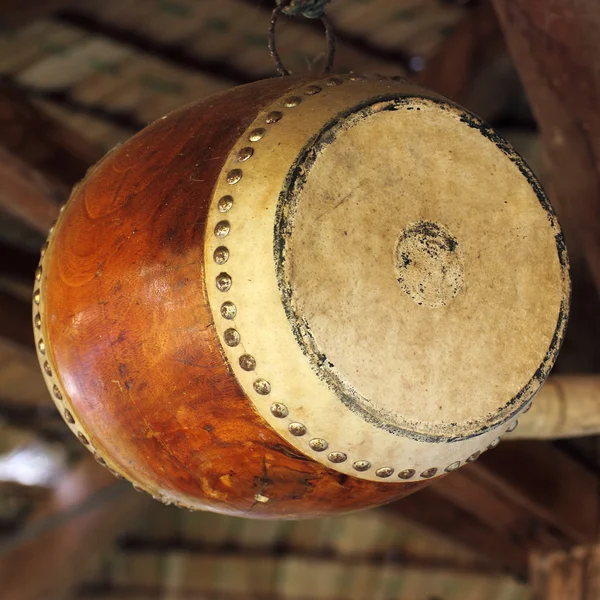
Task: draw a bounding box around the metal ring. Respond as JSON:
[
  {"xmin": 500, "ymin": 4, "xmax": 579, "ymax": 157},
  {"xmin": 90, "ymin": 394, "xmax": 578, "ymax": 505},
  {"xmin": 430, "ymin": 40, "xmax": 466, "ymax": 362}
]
[{"xmin": 269, "ymin": 7, "xmax": 336, "ymax": 77}]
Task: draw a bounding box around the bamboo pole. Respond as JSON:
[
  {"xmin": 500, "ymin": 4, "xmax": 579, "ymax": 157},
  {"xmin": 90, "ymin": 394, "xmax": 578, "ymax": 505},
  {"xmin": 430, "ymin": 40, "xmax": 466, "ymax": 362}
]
[{"xmin": 507, "ymin": 376, "xmax": 600, "ymax": 440}]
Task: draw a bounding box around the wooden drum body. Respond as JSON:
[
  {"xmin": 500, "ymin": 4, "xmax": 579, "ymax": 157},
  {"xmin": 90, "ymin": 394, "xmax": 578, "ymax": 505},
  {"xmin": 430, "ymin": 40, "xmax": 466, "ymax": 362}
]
[{"xmin": 33, "ymin": 74, "xmax": 569, "ymax": 518}]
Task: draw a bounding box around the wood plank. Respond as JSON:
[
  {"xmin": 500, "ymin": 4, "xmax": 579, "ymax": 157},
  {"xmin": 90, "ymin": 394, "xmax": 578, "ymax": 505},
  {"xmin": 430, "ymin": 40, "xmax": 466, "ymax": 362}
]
[
  {"xmin": 384, "ymin": 487, "xmax": 529, "ymax": 578},
  {"xmin": 0, "ymin": 0, "xmax": 77, "ymax": 27},
  {"xmin": 0, "ymin": 84, "xmax": 102, "ymax": 190},
  {"xmin": 0, "ymin": 456, "xmax": 146, "ymax": 600},
  {"xmin": 530, "ymin": 546, "xmax": 600, "ymax": 600},
  {"xmin": 471, "ymin": 441, "xmax": 599, "ymax": 545},
  {"xmin": 0, "ymin": 241, "xmax": 39, "ymax": 284},
  {"xmin": 0, "ymin": 288, "xmax": 35, "ymax": 354},
  {"xmin": 0, "ymin": 145, "xmax": 61, "ymax": 234},
  {"xmin": 491, "ymin": 0, "xmax": 600, "ymax": 293},
  {"xmin": 417, "ymin": 2, "xmax": 503, "ymax": 104},
  {"xmin": 431, "ymin": 465, "xmax": 568, "ymax": 552},
  {"xmin": 387, "ymin": 441, "xmax": 599, "ymax": 578}
]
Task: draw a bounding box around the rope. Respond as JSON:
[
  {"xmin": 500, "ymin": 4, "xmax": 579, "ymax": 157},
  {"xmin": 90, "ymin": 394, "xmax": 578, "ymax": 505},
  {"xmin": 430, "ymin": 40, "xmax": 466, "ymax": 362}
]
[{"xmin": 275, "ymin": 0, "xmax": 333, "ymax": 19}]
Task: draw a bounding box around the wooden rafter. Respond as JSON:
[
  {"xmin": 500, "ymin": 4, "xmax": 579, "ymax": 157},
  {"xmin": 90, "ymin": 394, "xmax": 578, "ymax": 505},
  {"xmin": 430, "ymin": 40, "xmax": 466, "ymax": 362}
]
[
  {"xmin": 530, "ymin": 545, "xmax": 600, "ymax": 599},
  {"xmin": 0, "ymin": 146, "xmax": 62, "ymax": 235},
  {"xmin": 491, "ymin": 0, "xmax": 600, "ymax": 294},
  {"xmin": 0, "ymin": 288, "xmax": 36, "ymax": 355},
  {"xmin": 417, "ymin": 1, "xmax": 503, "ymax": 105},
  {"xmin": 0, "ymin": 84, "xmax": 101, "ymax": 190},
  {"xmin": 0, "ymin": 0, "xmax": 77, "ymax": 27},
  {"xmin": 387, "ymin": 440, "xmax": 599, "ymax": 579},
  {"xmin": 0, "ymin": 456, "xmax": 146, "ymax": 600}
]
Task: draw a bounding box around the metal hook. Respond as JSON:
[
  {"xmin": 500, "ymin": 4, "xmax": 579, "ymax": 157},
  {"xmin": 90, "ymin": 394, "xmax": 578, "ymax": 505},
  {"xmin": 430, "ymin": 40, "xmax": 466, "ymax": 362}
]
[{"xmin": 268, "ymin": 7, "xmax": 336, "ymax": 77}]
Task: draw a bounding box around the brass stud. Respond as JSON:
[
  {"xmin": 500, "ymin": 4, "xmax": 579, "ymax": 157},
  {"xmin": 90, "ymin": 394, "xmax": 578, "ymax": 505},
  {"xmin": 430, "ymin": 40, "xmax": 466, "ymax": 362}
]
[
  {"xmin": 304, "ymin": 85, "xmax": 322, "ymax": 95},
  {"xmin": 220, "ymin": 301, "xmax": 237, "ymax": 319},
  {"xmin": 254, "ymin": 379, "xmax": 271, "ymax": 395},
  {"xmin": 348, "ymin": 73, "xmax": 366, "ymax": 81},
  {"xmin": 353, "ymin": 460, "xmax": 371, "ymax": 472},
  {"xmin": 33, "ymin": 289, "xmax": 41, "ymax": 305},
  {"xmin": 213, "ymin": 246, "xmax": 229, "ymax": 264},
  {"xmin": 49, "ymin": 220, "xmax": 57, "ymax": 233},
  {"xmin": 53, "ymin": 385, "xmax": 62, "ymax": 400},
  {"xmin": 328, "ymin": 451, "xmax": 347, "ymax": 463},
  {"xmin": 214, "ymin": 220, "xmax": 230, "ymax": 238},
  {"xmin": 309, "ymin": 438, "xmax": 328, "ymax": 452},
  {"xmin": 376, "ymin": 467, "xmax": 394, "ymax": 478},
  {"xmin": 43, "ymin": 361, "xmax": 52, "ymax": 377},
  {"xmin": 40, "ymin": 241, "xmax": 49, "ymax": 257},
  {"xmin": 466, "ymin": 451, "xmax": 481, "ymax": 463},
  {"xmin": 270, "ymin": 402, "xmax": 288, "ymax": 418},
  {"xmin": 94, "ymin": 453, "xmax": 106, "ymax": 465},
  {"xmin": 445, "ymin": 461, "xmax": 461, "ymax": 473},
  {"xmin": 223, "ymin": 328, "xmax": 240, "ymax": 347},
  {"xmin": 288, "ymin": 422, "xmax": 306, "ymax": 436},
  {"xmin": 59, "ymin": 203, "xmax": 67, "ymax": 213},
  {"xmin": 77, "ymin": 432, "xmax": 89, "ymax": 445},
  {"xmin": 283, "ymin": 96, "xmax": 302, "ymax": 108},
  {"xmin": 108, "ymin": 468, "xmax": 123, "ymax": 480},
  {"xmin": 506, "ymin": 420, "xmax": 519, "ymax": 433},
  {"xmin": 249, "ymin": 128, "xmax": 266, "ymax": 142},
  {"xmin": 239, "ymin": 354, "xmax": 256, "ymax": 371},
  {"xmin": 218, "ymin": 195, "xmax": 234, "ymax": 212},
  {"xmin": 488, "ymin": 437, "xmax": 500, "ymax": 450},
  {"xmin": 226, "ymin": 169, "xmax": 243, "ymax": 185},
  {"xmin": 421, "ymin": 467, "xmax": 438, "ymax": 478},
  {"xmin": 265, "ymin": 111, "xmax": 283, "ymax": 124},
  {"xmin": 38, "ymin": 339, "xmax": 45, "ymax": 354},
  {"xmin": 237, "ymin": 147, "xmax": 254, "ymax": 162},
  {"xmin": 398, "ymin": 469, "xmax": 416, "ymax": 480},
  {"xmin": 34, "ymin": 313, "xmax": 42, "ymax": 330},
  {"xmin": 132, "ymin": 484, "xmax": 143, "ymax": 493},
  {"xmin": 35, "ymin": 266, "xmax": 42, "ymax": 281},
  {"xmin": 325, "ymin": 77, "xmax": 343, "ymax": 86},
  {"xmin": 216, "ymin": 272, "xmax": 232, "ymax": 292},
  {"xmin": 64, "ymin": 409, "xmax": 75, "ymax": 424},
  {"xmin": 523, "ymin": 402, "xmax": 532, "ymax": 414}
]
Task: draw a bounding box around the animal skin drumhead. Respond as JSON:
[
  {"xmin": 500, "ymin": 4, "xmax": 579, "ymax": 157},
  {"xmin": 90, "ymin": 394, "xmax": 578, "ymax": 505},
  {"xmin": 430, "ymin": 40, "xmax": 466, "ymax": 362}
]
[
  {"xmin": 204, "ymin": 83, "xmax": 568, "ymax": 482},
  {"xmin": 36, "ymin": 75, "xmax": 569, "ymax": 514}
]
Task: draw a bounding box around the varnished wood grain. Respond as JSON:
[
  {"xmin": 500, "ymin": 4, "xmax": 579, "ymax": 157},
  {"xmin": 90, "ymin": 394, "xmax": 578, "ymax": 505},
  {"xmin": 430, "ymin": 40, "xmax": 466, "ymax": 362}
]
[{"xmin": 43, "ymin": 76, "xmax": 428, "ymax": 518}]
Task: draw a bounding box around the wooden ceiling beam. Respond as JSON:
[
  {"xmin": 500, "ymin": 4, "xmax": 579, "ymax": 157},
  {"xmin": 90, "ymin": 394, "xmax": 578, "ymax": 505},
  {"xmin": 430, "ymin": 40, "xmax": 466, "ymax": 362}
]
[
  {"xmin": 0, "ymin": 456, "xmax": 146, "ymax": 600},
  {"xmin": 0, "ymin": 241, "xmax": 39, "ymax": 284},
  {"xmin": 468, "ymin": 441, "xmax": 599, "ymax": 545},
  {"xmin": 491, "ymin": 0, "xmax": 600, "ymax": 294},
  {"xmin": 0, "ymin": 0, "xmax": 77, "ymax": 28},
  {"xmin": 0, "ymin": 84, "xmax": 101, "ymax": 191},
  {"xmin": 417, "ymin": 1, "xmax": 503, "ymax": 104},
  {"xmin": 0, "ymin": 288, "xmax": 36, "ymax": 355},
  {"xmin": 385, "ymin": 486, "xmax": 529, "ymax": 578},
  {"xmin": 0, "ymin": 82, "xmax": 103, "ymax": 234},
  {"xmin": 530, "ymin": 545, "xmax": 600, "ymax": 599},
  {"xmin": 387, "ymin": 440, "xmax": 599, "ymax": 579},
  {"xmin": 57, "ymin": 10, "xmax": 250, "ymax": 86},
  {"xmin": 0, "ymin": 146, "xmax": 61, "ymax": 235}
]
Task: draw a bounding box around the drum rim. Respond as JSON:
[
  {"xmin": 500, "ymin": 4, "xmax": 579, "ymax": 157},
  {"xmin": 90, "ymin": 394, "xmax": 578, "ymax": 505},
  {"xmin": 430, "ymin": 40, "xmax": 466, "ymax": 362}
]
[{"xmin": 274, "ymin": 94, "xmax": 570, "ymax": 443}]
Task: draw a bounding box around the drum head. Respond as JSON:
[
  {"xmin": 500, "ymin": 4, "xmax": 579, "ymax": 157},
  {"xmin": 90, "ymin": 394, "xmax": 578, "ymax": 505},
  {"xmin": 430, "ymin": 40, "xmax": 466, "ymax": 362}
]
[{"xmin": 275, "ymin": 96, "xmax": 568, "ymax": 441}]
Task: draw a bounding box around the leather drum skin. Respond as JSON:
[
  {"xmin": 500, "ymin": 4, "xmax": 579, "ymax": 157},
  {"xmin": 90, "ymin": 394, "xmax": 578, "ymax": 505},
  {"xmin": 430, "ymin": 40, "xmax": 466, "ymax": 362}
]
[{"xmin": 32, "ymin": 74, "xmax": 570, "ymax": 518}]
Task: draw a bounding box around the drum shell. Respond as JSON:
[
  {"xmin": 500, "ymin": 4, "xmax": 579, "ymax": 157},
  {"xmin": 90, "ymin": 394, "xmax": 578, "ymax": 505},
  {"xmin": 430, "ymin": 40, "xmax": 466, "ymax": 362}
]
[{"xmin": 33, "ymin": 75, "xmax": 434, "ymax": 518}]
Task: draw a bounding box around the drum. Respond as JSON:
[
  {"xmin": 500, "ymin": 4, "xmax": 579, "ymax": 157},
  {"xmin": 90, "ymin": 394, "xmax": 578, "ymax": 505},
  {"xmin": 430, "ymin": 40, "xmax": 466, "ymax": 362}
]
[{"xmin": 33, "ymin": 73, "xmax": 569, "ymax": 518}]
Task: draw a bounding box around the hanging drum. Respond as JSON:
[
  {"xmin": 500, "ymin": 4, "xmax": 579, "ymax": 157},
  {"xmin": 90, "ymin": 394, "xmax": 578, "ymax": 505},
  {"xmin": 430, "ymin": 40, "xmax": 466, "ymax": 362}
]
[{"xmin": 33, "ymin": 73, "xmax": 569, "ymax": 518}]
